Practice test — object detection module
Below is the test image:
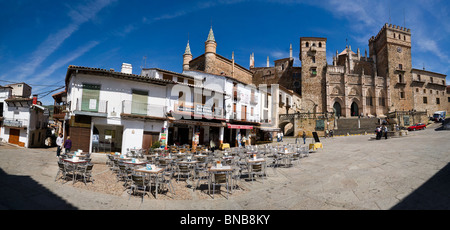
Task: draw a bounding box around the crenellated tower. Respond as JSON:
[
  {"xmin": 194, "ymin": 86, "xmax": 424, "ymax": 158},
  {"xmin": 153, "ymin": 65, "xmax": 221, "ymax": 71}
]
[
  {"xmin": 299, "ymin": 37, "xmax": 328, "ymax": 113},
  {"xmin": 369, "ymin": 23, "xmax": 412, "ymax": 112}
]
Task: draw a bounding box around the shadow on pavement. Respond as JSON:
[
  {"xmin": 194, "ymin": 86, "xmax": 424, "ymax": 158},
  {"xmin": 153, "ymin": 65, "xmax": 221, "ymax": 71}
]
[
  {"xmin": 0, "ymin": 168, "xmax": 77, "ymax": 210},
  {"xmin": 391, "ymin": 163, "xmax": 450, "ymax": 210}
]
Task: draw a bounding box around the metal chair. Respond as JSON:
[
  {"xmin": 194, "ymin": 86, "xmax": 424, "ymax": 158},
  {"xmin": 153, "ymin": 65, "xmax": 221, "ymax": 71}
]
[
  {"xmin": 211, "ymin": 172, "xmax": 230, "ymax": 199},
  {"xmin": 129, "ymin": 174, "xmax": 149, "ymax": 202},
  {"xmin": 55, "ymin": 161, "xmax": 71, "ymax": 184},
  {"xmin": 176, "ymin": 163, "xmax": 191, "ymax": 182},
  {"xmin": 76, "ymin": 163, "xmax": 94, "ymax": 185}
]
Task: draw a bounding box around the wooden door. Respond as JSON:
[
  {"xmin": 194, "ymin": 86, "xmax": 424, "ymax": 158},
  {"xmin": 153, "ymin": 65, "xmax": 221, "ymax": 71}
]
[
  {"xmin": 9, "ymin": 129, "xmax": 20, "ymax": 145},
  {"xmin": 143, "ymin": 132, "xmax": 159, "ymax": 149}
]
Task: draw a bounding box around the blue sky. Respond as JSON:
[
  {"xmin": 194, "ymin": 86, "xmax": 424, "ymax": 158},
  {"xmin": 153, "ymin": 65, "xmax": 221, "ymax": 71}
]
[{"xmin": 1, "ymin": 0, "xmax": 449, "ymax": 105}]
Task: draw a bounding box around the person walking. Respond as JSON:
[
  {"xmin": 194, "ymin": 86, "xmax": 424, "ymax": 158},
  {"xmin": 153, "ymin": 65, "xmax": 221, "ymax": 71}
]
[
  {"xmin": 56, "ymin": 133, "xmax": 64, "ymax": 157},
  {"xmin": 277, "ymin": 132, "xmax": 280, "ymax": 142},
  {"xmin": 302, "ymin": 131, "xmax": 307, "ymax": 144},
  {"xmin": 64, "ymin": 136, "xmax": 72, "ymax": 153}
]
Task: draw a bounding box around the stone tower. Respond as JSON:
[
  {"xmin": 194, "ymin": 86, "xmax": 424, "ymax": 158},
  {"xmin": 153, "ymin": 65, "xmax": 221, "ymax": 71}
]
[
  {"xmin": 300, "ymin": 37, "xmax": 328, "ymax": 113},
  {"xmin": 204, "ymin": 27, "xmax": 217, "ymax": 74},
  {"xmin": 183, "ymin": 40, "xmax": 193, "ymax": 71},
  {"xmin": 369, "ymin": 23, "xmax": 413, "ymax": 112}
]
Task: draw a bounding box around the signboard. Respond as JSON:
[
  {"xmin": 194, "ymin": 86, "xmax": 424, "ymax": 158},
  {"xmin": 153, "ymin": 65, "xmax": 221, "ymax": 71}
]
[
  {"xmin": 227, "ymin": 124, "xmax": 253, "ymax": 129},
  {"xmin": 312, "ymin": 132, "xmax": 320, "ymax": 143}
]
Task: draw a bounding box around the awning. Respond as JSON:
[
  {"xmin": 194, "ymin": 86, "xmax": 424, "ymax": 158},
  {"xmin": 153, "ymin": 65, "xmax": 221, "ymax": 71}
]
[
  {"xmin": 258, "ymin": 127, "xmax": 280, "ymax": 132},
  {"xmin": 170, "ymin": 119, "xmax": 226, "ymax": 127},
  {"xmin": 227, "ymin": 123, "xmax": 253, "ymax": 129}
]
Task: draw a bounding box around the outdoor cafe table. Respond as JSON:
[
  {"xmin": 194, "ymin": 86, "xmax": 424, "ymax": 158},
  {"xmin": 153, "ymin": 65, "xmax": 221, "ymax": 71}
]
[
  {"xmin": 135, "ymin": 166, "xmax": 165, "ymax": 198},
  {"xmin": 62, "ymin": 158, "xmax": 88, "ymax": 184},
  {"xmin": 123, "ymin": 160, "xmax": 146, "ymax": 168}
]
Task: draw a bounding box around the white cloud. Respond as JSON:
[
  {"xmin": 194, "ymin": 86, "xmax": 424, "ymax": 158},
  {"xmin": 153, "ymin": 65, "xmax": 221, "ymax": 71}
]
[
  {"xmin": 31, "ymin": 41, "xmax": 100, "ymax": 83},
  {"xmin": 11, "ymin": 0, "xmax": 115, "ymax": 80}
]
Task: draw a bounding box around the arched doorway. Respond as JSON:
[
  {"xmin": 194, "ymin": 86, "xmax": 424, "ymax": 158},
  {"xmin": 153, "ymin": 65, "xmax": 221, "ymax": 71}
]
[
  {"xmin": 351, "ymin": 102, "xmax": 359, "ymax": 117},
  {"xmin": 333, "ymin": 102, "xmax": 342, "ymax": 118}
]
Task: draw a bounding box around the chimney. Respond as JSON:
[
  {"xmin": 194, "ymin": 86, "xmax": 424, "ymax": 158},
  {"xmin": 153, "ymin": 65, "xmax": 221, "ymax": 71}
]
[
  {"xmin": 121, "ymin": 63, "xmax": 132, "ymax": 74},
  {"xmin": 32, "ymin": 94, "xmax": 37, "ymax": 105}
]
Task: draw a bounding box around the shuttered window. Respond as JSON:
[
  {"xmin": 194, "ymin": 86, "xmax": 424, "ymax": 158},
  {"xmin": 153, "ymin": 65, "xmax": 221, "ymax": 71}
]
[
  {"xmin": 81, "ymin": 84, "xmax": 100, "ymax": 112},
  {"xmin": 131, "ymin": 89, "xmax": 148, "ymax": 115}
]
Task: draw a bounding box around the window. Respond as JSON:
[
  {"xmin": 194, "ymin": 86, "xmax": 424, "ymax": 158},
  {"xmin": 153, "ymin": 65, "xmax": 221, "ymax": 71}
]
[
  {"xmin": 131, "ymin": 89, "xmax": 148, "ymax": 115},
  {"xmin": 423, "ymin": 89, "xmax": 426, "ymax": 93},
  {"xmin": 163, "ymin": 74, "xmax": 173, "ymax": 81},
  {"xmin": 312, "ymin": 56, "xmax": 316, "ymax": 63},
  {"xmin": 416, "ymin": 88, "xmax": 419, "ymax": 93},
  {"xmin": 417, "ymin": 74, "xmax": 421, "ymax": 81},
  {"xmin": 311, "ymin": 67, "xmax": 317, "ymax": 75},
  {"xmin": 436, "ymin": 98, "xmax": 440, "ymax": 105},
  {"xmin": 188, "ymin": 79, "xmax": 194, "ymax": 85},
  {"xmin": 398, "ymin": 74, "xmax": 403, "ymax": 83},
  {"xmin": 177, "ymin": 77, "xmax": 184, "ymax": 83},
  {"xmin": 430, "ymin": 90, "xmax": 433, "ymax": 94},
  {"xmin": 398, "ymin": 64, "xmax": 403, "ymax": 70},
  {"xmin": 448, "ymin": 97, "xmax": 450, "ymax": 103},
  {"xmin": 393, "ymin": 33, "xmax": 396, "ymax": 38},
  {"xmin": 305, "ymin": 42, "xmax": 309, "ymax": 47},
  {"xmin": 319, "ymin": 42, "xmax": 322, "ymax": 48},
  {"xmin": 430, "ymin": 77, "xmax": 433, "ymax": 83},
  {"xmin": 400, "ymin": 91, "xmax": 405, "ymax": 99},
  {"xmin": 81, "ymin": 83, "xmax": 100, "ymax": 112},
  {"xmin": 423, "ymin": 97, "xmax": 428, "ymax": 104}
]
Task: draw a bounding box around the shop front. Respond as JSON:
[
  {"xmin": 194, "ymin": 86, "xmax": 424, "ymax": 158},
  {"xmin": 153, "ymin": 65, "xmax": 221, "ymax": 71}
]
[{"xmin": 168, "ymin": 119, "xmax": 226, "ymax": 150}]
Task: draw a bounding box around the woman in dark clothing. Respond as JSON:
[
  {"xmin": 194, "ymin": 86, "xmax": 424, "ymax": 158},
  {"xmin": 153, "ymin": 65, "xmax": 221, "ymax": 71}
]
[{"xmin": 64, "ymin": 136, "xmax": 72, "ymax": 153}]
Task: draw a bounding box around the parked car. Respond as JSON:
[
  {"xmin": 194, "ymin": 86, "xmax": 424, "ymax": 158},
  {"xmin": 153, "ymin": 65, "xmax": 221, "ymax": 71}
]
[{"xmin": 407, "ymin": 123, "xmax": 426, "ymax": 131}]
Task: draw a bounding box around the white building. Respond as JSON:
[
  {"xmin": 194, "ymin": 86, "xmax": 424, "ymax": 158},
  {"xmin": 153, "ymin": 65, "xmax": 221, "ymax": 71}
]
[
  {"xmin": 0, "ymin": 83, "xmax": 49, "ymax": 147},
  {"xmin": 64, "ymin": 65, "xmax": 171, "ymax": 153}
]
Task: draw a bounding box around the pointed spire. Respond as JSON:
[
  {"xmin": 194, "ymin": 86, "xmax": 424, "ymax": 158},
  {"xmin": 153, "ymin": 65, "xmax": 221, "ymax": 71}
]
[
  {"xmin": 207, "ymin": 27, "xmax": 215, "ymax": 42},
  {"xmin": 184, "ymin": 40, "xmax": 192, "ymax": 55}
]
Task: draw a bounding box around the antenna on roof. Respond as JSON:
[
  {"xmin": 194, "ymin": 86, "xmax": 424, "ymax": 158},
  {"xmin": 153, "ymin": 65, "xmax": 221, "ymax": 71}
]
[{"xmin": 141, "ymin": 56, "xmax": 147, "ymax": 70}]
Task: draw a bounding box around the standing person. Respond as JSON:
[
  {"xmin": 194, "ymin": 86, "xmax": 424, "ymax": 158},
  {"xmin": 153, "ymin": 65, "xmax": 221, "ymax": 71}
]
[
  {"xmin": 383, "ymin": 125, "xmax": 388, "ymax": 139},
  {"xmin": 236, "ymin": 132, "xmax": 241, "ymax": 147},
  {"xmin": 280, "ymin": 132, "xmax": 283, "ymax": 142},
  {"xmin": 56, "ymin": 133, "xmax": 64, "ymax": 157},
  {"xmin": 64, "ymin": 136, "xmax": 72, "ymax": 153},
  {"xmin": 302, "ymin": 131, "xmax": 307, "ymax": 145},
  {"xmin": 325, "ymin": 129, "xmax": 329, "ymax": 138},
  {"xmin": 277, "ymin": 132, "xmax": 280, "ymax": 142},
  {"xmin": 330, "ymin": 129, "xmax": 334, "ymax": 137},
  {"xmin": 241, "ymin": 135, "xmax": 246, "ymax": 147},
  {"xmin": 375, "ymin": 126, "xmax": 381, "ymax": 140}
]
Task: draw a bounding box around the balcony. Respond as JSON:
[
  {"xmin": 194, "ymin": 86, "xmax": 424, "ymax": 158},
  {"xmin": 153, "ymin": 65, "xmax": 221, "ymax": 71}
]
[
  {"xmin": 74, "ymin": 99, "xmax": 108, "ymax": 117},
  {"xmin": 53, "ymin": 104, "xmax": 68, "ymax": 120},
  {"xmin": 174, "ymin": 103, "xmax": 224, "ymax": 119},
  {"xmin": 3, "ymin": 119, "xmax": 28, "ymax": 128},
  {"xmin": 122, "ymin": 100, "xmax": 167, "ymax": 119}
]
